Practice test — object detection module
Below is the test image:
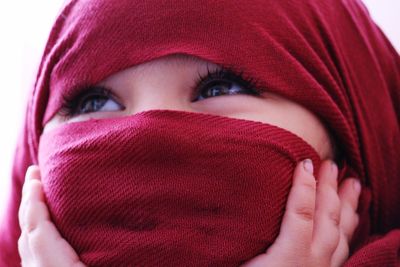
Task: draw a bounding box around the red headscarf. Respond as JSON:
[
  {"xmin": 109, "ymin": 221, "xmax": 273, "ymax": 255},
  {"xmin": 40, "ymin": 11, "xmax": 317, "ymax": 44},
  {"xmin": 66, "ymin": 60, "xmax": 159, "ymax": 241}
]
[{"xmin": 1, "ymin": 0, "xmax": 399, "ymax": 266}]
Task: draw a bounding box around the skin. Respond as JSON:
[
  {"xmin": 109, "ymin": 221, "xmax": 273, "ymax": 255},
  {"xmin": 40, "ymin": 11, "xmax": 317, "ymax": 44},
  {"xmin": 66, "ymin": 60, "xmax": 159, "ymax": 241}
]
[
  {"xmin": 44, "ymin": 55, "xmax": 334, "ymax": 159},
  {"xmin": 19, "ymin": 55, "xmax": 361, "ymax": 266}
]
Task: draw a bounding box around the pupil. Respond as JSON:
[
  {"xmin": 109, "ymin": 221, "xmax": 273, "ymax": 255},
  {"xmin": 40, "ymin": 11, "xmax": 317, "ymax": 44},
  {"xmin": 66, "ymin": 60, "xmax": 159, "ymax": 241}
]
[
  {"xmin": 81, "ymin": 97, "xmax": 107, "ymax": 113},
  {"xmin": 210, "ymin": 87, "xmax": 224, "ymax": 96},
  {"xmin": 206, "ymin": 82, "xmax": 232, "ymax": 97}
]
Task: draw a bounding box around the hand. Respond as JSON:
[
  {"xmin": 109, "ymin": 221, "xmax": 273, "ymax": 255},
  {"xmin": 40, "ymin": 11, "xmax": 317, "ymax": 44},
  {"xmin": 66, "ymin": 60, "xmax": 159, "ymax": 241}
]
[
  {"xmin": 18, "ymin": 166, "xmax": 86, "ymax": 267},
  {"xmin": 242, "ymin": 159, "xmax": 361, "ymax": 267},
  {"xmin": 18, "ymin": 161, "xmax": 360, "ymax": 267}
]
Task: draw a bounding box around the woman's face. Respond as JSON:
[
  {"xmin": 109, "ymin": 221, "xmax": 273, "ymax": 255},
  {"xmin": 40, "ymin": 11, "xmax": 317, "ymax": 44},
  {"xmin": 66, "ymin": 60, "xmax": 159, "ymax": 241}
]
[{"xmin": 44, "ymin": 55, "xmax": 334, "ymax": 159}]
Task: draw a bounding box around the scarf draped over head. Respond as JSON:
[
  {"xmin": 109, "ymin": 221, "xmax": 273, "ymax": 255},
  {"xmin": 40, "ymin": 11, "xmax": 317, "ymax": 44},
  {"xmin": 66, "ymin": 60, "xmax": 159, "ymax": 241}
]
[{"xmin": 1, "ymin": 0, "xmax": 400, "ymax": 266}]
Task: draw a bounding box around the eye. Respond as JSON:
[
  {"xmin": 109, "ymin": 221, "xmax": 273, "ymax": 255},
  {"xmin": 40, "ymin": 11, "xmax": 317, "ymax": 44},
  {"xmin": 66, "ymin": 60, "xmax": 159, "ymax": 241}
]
[
  {"xmin": 192, "ymin": 69, "xmax": 261, "ymax": 102},
  {"xmin": 60, "ymin": 86, "xmax": 124, "ymax": 117},
  {"xmin": 197, "ymin": 81, "xmax": 252, "ymax": 100},
  {"xmin": 79, "ymin": 94, "xmax": 120, "ymax": 114}
]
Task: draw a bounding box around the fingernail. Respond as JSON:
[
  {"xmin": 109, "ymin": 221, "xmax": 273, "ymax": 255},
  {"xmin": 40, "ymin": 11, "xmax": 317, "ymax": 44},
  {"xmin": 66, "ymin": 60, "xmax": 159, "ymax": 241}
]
[
  {"xmin": 353, "ymin": 179, "xmax": 361, "ymax": 194},
  {"xmin": 303, "ymin": 159, "xmax": 314, "ymax": 174},
  {"xmin": 25, "ymin": 166, "xmax": 34, "ymax": 182},
  {"xmin": 25, "ymin": 165, "xmax": 40, "ymax": 182},
  {"xmin": 331, "ymin": 161, "xmax": 338, "ymax": 173}
]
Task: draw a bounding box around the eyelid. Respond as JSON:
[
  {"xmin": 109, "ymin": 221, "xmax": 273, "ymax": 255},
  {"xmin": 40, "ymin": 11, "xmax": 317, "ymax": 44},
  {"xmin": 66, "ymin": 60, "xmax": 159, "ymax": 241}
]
[
  {"xmin": 191, "ymin": 68, "xmax": 263, "ymax": 102},
  {"xmin": 59, "ymin": 85, "xmax": 124, "ymax": 117}
]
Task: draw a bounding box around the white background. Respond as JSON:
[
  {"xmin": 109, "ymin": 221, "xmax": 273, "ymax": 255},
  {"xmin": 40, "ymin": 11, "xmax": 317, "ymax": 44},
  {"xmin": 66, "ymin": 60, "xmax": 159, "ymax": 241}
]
[{"xmin": 0, "ymin": 1, "xmax": 399, "ymax": 217}]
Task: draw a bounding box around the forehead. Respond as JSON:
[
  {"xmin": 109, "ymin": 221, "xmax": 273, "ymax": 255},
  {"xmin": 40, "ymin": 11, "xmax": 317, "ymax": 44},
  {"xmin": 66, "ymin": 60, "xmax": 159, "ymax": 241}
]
[
  {"xmin": 36, "ymin": 0, "xmax": 350, "ymax": 158},
  {"xmin": 99, "ymin": 54, "xmax": 219, "ymax": 84}
]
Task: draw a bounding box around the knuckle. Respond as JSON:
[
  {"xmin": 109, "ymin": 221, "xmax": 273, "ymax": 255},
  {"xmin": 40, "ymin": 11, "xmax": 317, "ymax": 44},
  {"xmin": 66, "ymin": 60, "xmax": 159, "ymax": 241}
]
[
  {"xmin": 28, "ymin": 225, "xmax": 46, "ymax": 255},
  {"xmin": 328, "ymin": 210, "xmax": 341, "ymax": 227},
  {"xmin": 17, "ymin": 232, "xmax": 27, "ymax": 254},
  {"xmin": 24, "ymin": 203, "xmax": 37, "ymax": 233},
  {"xmin": 302, "ymin": 179, "xmax": 317, "ymax": 193},
  {"xmin": 341, "ymin": 202, "xmax": 359, "ymax": 229},
  {"xmin": 290, "ymin": 184, "xmax": 316, "ymax": 222},
  {"xmin": 328, "ymin": 193, "xmax": 341, "ymax": 226},
  {"xmin": 317, "ymin": 186, "xmax": 341, "ymax": 226},
  {"xmin": 294, "ymin": 205, "xmax": 315, "ymax": 222}
]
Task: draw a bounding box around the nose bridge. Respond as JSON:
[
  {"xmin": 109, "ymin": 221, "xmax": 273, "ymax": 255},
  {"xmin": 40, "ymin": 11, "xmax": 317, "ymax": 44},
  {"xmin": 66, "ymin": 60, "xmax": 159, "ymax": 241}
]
[
  {"xmin": 118, "ymin": 57, "xmax": 198, "ymax": 115},
  {"xmin": 131, "ymin": 86, "xmax": 191, "ymax": 115},
  {"xmin": 133, "ymin": 99, "xmax": 187, "ymax": 114}
]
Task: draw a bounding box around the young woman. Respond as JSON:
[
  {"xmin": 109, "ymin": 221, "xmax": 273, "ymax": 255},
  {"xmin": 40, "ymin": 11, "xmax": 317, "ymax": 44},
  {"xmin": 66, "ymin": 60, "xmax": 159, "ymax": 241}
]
[{"xmin": 1, "ymin": 0, "xmax": 399, "ymax": 266}]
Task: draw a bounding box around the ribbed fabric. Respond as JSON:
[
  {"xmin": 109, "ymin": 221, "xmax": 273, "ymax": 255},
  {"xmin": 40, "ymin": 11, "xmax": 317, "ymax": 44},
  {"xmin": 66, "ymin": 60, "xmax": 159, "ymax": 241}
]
[
  {"xmin": 344, "ymin": 230, "xmax": 400, "ymax": 267},
  {"xmin": 1, "ymin": 0, "xmax": 400, "ymax": 266},
  {"xmin": 38, "ymin": 110, "xmax": 321, "ymax": 266}
]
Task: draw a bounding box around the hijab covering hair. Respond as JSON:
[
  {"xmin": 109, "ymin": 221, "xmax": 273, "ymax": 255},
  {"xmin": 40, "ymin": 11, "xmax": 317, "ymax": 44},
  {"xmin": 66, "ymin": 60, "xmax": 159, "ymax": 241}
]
[{"xmin": 1, "ymin": 0, "xmax": 400, "ymax": 266}]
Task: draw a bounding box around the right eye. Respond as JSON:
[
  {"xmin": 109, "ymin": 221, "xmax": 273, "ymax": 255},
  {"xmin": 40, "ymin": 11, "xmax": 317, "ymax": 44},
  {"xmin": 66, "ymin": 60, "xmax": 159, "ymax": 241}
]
[{"xmin": 60, "ymin": 86, "xmax": 124, "ymax": 117}]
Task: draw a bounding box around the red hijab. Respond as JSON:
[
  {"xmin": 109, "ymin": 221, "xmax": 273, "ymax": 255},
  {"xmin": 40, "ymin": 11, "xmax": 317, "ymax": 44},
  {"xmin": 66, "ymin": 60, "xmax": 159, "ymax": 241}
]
[{"xmin": 1, "ymin": 0, "xmax": 399, "ymax": 266}]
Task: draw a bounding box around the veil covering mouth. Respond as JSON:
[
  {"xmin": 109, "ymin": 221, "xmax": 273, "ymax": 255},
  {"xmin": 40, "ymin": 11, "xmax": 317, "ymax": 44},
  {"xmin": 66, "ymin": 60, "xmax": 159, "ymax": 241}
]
[{"xmin": 1, "ymin": 0, "xmax": 400, "ymax": 266}]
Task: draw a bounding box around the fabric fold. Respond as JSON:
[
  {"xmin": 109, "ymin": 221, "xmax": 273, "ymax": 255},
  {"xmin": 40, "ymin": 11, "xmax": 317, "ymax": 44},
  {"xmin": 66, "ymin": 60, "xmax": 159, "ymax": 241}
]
[
  {"xmin": 1, "ymin": 0, "xmax": 399, "ymax": 266},
  {"xmin": 38, "ymin": 110, "xmax": 321, "ymax": 266}
]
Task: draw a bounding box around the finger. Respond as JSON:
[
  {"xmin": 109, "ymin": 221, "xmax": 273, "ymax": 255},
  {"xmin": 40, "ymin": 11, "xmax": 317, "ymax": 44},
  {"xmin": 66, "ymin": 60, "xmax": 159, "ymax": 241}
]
[
  {"xmin": 311, "ymin": 161, "xmax": 341, "ymax": 258},
  {"xmin": 330, "ymin": 230, "xmax": 350, "ymax": 267},
  {"xmin": 338, "ymin": 178, "xmax": 361, "ymax": 242},
  {"xmin": 272, "ymin": 159, "xmax": 317, "ymax": 252},
  {"xmin": 327, "ymin": 178, "xmax": 361, "ymax": 267},
  {"xmin": 18, "ymin": 229, "xmax": 33, "ymax": 267},
  {"xmin": 19, "ymin": 166, "xmax": 41, "ymax": 230},
  {"xmin": 28, "ymin": 220, "xmax": 86, "ymax": 267},
  {"xmin": 23, "ymin": 179, "xmax": 50, "ymax": 233},
  {"xmin": 21, "ymin": 171, "xmax": 86, "ymax": 267},
  {"xmin": 241, "ymin": 160, "xmax": 318, "ymax": 267}
]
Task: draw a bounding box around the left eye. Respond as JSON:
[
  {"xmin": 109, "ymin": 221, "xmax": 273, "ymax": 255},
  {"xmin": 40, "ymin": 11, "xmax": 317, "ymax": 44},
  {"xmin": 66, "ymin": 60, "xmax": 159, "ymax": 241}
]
[
  {"xmin": 59, "ymin": 86, "xmax": 124, "ymax": 118},
  {"xmin": 78, "ymin": 94, "xmax": 121, "ymax": 114},
  {"xmin": 197, "ymin": 81, "xmax": 249, "ymax": 100},
  {"xmin": 192, "ymin": 69, "xmax": 261, "ymax": 102}
]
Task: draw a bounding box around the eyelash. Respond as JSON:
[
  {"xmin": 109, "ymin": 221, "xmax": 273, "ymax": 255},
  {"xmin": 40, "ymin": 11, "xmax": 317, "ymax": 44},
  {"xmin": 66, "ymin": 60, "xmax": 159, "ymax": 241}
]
[
  {"xmin": 59, "ymin": 68, "xmax": 263, "ymax": 118},
  {"xmin": 191, "ymin": 68, "xmax": 262, "ymax": 102},
  {"xmin": 59, "ymin": 86, "xmax": 120, "ymax": 117}
]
